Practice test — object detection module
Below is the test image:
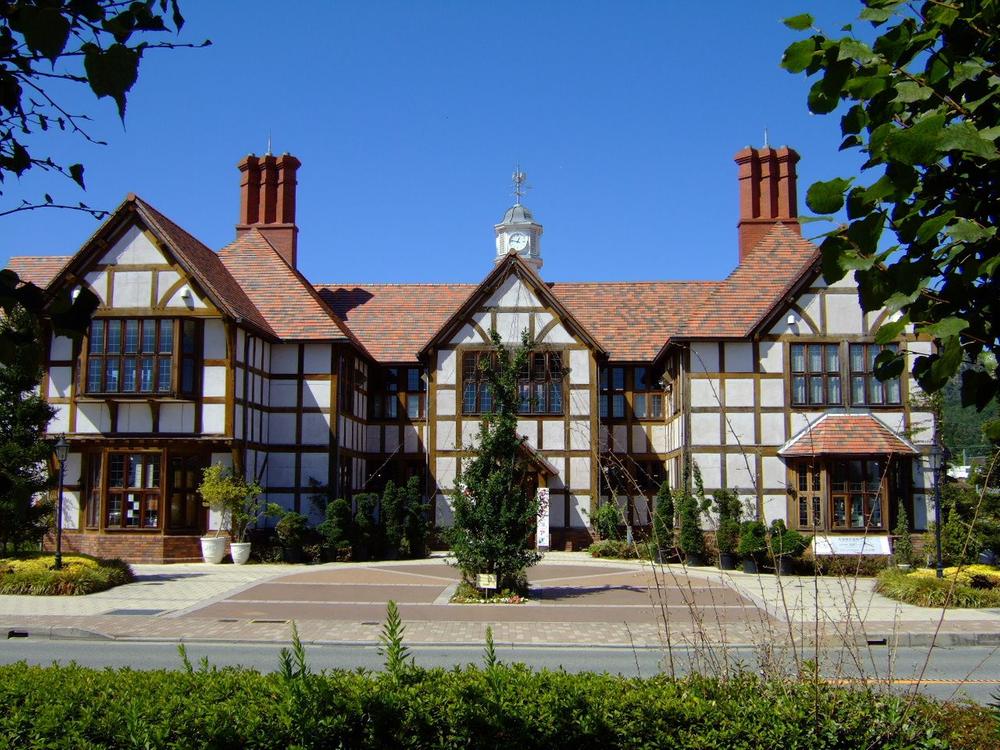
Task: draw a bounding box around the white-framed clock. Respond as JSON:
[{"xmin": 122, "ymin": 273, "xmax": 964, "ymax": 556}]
[{"xmin": 508, "ymin": 231, "xmax": 529, "ymax": 252}]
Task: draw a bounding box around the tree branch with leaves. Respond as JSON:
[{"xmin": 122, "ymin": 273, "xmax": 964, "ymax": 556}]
[
  {"xmin": 782, "ymin": 1, "xmax": 1000, "ymax": 430},
  {"xmin": 1, "ymin": 0, "xmax": 210, "ymax": 218}
]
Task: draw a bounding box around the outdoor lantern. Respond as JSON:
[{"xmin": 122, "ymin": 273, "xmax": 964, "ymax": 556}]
[{"xmin": 54, "ymin": 436, "xmax": 69, "ymax": 571}]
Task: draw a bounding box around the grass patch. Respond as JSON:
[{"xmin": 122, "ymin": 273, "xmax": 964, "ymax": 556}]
[
  {"xmin": 450, "ymin": 579, "xmax": 527, "ymax": 604},
  {"xmin": 0, "ymin": 554, "xmax": 135, "ymax": 595},
  {"xmin": 875, "ymin": 565, "xmax": 1000, "ymax": 608}
]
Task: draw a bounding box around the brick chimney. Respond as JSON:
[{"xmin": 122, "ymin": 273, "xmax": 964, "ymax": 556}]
[
  {"xmin": 236, "ymin": 153, "xmax": 301, "ymax": 267},
  {"xmin": 735, "ymin": 146, "xmax": 800, "ymax": 262}
]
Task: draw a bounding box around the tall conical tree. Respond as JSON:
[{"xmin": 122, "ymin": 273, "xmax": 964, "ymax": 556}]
[
  {"xmin": 0, "ymin": 306, "xmax": 55, "ymax": 554},
  {"xmin": 447, "ymin": 329, "xmax": 540, "ymax": 591}
]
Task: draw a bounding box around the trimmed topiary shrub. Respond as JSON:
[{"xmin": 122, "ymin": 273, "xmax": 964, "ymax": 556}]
[{"xmin": 592, "ymin": 500, "xmax": 623, "ymax": 541}]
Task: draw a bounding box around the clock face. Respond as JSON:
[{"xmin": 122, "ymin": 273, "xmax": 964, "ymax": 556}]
[{"xmin": 508, "ymin": 232, "xmax": 529, "ymax": 252}]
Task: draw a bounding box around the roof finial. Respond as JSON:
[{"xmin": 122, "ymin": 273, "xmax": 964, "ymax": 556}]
[
  {"xmin": 512, "ymin": 165, "xmax": 528, "ymax": 205},
  {"xmin": 266, "ymin": 131, "xmax": 272, "ymax": 156},
  {"xmin": 763, "ymin": 127, "xmax": 769, "ymax": 148}
]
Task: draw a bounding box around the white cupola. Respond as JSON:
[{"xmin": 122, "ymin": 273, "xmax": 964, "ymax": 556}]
[{"xmin": 494, "ymin": 169, "xmax": 543, "ymax": 270}]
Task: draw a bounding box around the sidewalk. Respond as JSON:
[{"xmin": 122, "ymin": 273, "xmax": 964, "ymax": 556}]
[{"xmin": 3, "ymin": 553, "xmax": 999, "ymax": 648}]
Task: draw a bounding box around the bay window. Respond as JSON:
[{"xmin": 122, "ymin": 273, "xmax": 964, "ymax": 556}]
[{"xmin": 791, "ymin": 457, "xmax": 909, "ymax": 532}]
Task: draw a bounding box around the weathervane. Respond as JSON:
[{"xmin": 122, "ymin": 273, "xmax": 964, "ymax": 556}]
[{"xmin": 511, "ymin": 165, "xmax": 529, "ymax": 205}]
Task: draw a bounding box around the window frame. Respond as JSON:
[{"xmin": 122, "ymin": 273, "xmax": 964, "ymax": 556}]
[
  {"xmin": 849, "ymin": 342, "xmax": 902, "ymax": 407},
  {"xmin": 461, "ymin": 350, "xmax": 564, "ymax": 416},
  {"xmin": 632, "ymin": 365, "xmax": 664, "ymax": 420},
  {"xmin": 790, "ymin": 343, "xmax": 842, "ymax": 407},
  {"xmin": 790, "ymin": 457, "xmax": 900, "ymax": 533},
  {"xmin": 104, "ymin": 451, "xmax": 163, "ymax": 530},
  {"xmin": 84, "ymin": 317, "xmax": 198, "ymax": 398}
]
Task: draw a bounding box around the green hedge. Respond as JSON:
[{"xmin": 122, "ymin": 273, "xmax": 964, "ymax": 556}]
[
  {"xmin": 0, "ymin": 554, "xmax": 134, "ymax": 595},
  {"xmin": 0, "ymin": 662, "xmax": 993, "ymax": 749},
  {"xmin": 876, "ymin": 567, "xmax": 1000, "ymax": 608}
]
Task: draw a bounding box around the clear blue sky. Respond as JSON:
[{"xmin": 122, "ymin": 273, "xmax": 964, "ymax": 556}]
[{"xmin": 3, "ymin": 1, "xmax": 864, "ymax": 285}]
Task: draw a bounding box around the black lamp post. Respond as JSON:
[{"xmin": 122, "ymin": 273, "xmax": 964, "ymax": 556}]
[
  {"xmin": 932, "ymin": 446, "xmax": 944, "ymax": 579},
  {"xmin": 54, "ymin": 436, "xmax": 69, "ymax": 571}
]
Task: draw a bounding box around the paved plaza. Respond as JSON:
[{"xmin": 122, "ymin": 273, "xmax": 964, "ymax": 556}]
[{"xmin": 3, "ymin": 553, "xmax": 1000, "ymax": 648}]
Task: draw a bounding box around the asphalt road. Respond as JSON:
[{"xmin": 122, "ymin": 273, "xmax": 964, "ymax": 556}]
[{"xmin": 2, "ymin": 638, "xmax": 998, "ymax": 706}]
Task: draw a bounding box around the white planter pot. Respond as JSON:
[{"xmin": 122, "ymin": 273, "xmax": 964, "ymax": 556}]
[
  {"xmin": 230, "ymin": 542, "xmax": 252, "ymax": 565},
  {"xmin": 200, "ymin": 536, "xmax": 227, "ymax": 564}
]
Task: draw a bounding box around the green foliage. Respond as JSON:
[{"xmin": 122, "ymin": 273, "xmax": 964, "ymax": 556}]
[
  {"xmin": 447, "ymin": 329, "xmax": 541, "ymax": 591},
  {"xmin": 783, "ymin": 2, "xmax": 1000, "ymax": 406},
  {"xmin": 893, "ymin": 499, "xmax": 915, "ymax": 567},
  {"xmin": 768, "ymin": 519, "xmax": 810, "ymax": 559},
  {"xmin": 382, "ymin": 476, "xmax": 429, "ymax": 559},
  {"xmin": 876, "ymin": 567, "xmax": 1000, "ymax": 608},
  {"xmin": 0, "ymin": 662, "xmax": 992, "ymax": 749},
  {"xmin": 0, "ymin": 0, "xmax": 209, "ymax": 218},
  {"xmin": 737, "ymin": 520, "xmax": 768, "ymax": 558},
  {"xmin": 317, "ymin": 497, "xmax": 352, "ymax": 560},
  {"xmin": 197, "ymin": 463, "xmax": 263, "ymax": 542},
  {"xmin": 942, "ymin": 375, "xmax": 999, "ymax": 457},
  {"xmin": 275, "ymin": 511, "xmax": 309, "ymax": 552},
  {"xmin": 713, "ymin": 489, "xmax": 743, "ymax": 555},
  {"xmin": 587, "ymin": 539, "xmax": 654, "ymax": 560},
  {"xmin": 378, "ymin": 600, "xmax": 411, "ymax": 678},
  {"xmin": 677, "ymin": 462, "xmax": 708, "ymax": 559},
  {"xmin": 0, "ymin": 554, "xmax": 133, "ymax": 595},
  {"xmin": 592, "ymin": 500, "xmax": 622, "ymax": 541},
  {"xmin": 351, "ymin": 492, "xmax": 381, "ymax": 561},
  {"xmin": 0, "ymin": 306, "xmax": 54, "ymax": 555},
  {"xmin": 652, "ymin": 481, "xmax": 674, "ymax": 552}
]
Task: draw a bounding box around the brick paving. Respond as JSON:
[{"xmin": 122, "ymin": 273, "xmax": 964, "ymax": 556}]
[{"xmin": 3, "ymin": 553, "xmax": 1000, "ymax": 648}]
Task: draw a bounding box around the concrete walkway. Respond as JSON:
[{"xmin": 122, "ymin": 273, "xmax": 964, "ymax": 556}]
[{"xmin": 2, "ymin": 552, "xmax": 999, "ymax": 648}]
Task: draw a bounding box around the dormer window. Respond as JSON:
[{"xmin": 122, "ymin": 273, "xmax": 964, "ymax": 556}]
[{"xmin": 85, "ymin": 318, "xmax": 198, "ymax": 396}]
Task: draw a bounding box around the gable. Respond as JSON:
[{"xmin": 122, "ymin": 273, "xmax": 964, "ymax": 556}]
[
  {"xmin": 421, "ymin": 253, "xmax": 605, "ymax": 357},
  {"xmin": 764, "ymin": 273, "xmax": 901, "ymax": 338}
]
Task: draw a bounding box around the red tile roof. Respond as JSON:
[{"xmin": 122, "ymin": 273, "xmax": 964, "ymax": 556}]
[
  {"xmin": 219, "ymin": 229, "xmax": 362, "ymax": 346},
  {"xmin": 133, "ymin": 197, "xmax": 273, "ymax": 337},
  {"xmin": 6, "ymin": 256, "xmax": 70, "ymax": 287},
  {"xmin": 681, "ymin": 223, "xmax": 818, "ymax": 338},
  {"xmin": 779, "ymin": 414, "xmax": 918, "ymax": 457},
  {"xmin": 317, "ymin": 283, "xmax": 476, "ymax": 362},
  {"xmin": 551, "ymin": 281, "xmax": 718, "ymax": 360}
]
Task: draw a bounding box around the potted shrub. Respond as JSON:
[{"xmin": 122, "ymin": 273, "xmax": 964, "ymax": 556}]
[
  {"xmin": 593, "ymin": 499, "xmax": 623, "ymax": 542},
  {"xmin": 198, "ymin": 463, "xmax": 264, "ymax": 565},
  {"xmin": 768, "ymin": 519, "xmax": 810, "ymax": 576},
  {"xmin": 713, "ymin": 488, "xmax": 742, "ymax": 570},
  {"xmin": 266, "ymin": 504, "xmax": 309, "ymax": 563},
  {"xmin": 737, "ymin": 520, "xmax": 767, "ymax": 574},
  {"xmin": 677, "ymin": 464, "xmax": 710, "ymax": 567}
]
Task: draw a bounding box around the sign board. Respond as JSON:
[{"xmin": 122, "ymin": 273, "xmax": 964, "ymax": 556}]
[
  {"xmin": 536, "ymin": 487, "xmax": 550, "ymax": 551},
  {"xmin": 477, "ymin": 573, "xmax": 497, "ymax": 589},
  {"xmin": 813, "ymin": 535, "xmax": 891, "ymax": 556}
]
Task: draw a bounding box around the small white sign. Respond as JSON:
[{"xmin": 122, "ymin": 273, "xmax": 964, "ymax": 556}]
[
  {"xmin": 477, "ymin": 573, "xmax": 497, "ymax": 589},
  {"xmin": 813, "ymin": 535, "xmax": 891, "ymax": 556},
  {"xmin": 536, "ymin": 487, "xmax": 550, "ymax": 550}
]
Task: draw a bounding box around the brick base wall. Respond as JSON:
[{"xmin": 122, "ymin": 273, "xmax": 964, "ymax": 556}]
[
  {"xmin": 549, "ymin": 528, "xmax": 595, "ymax": 552},
  {"xmin": 45, "ymin": 531, "xmax": 205, "ymax": 563}
]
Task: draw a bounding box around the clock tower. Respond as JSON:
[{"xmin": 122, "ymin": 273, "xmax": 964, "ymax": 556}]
[{"xmin": 494, "ymin": 168, "xmax": 543, "ymax": 270}]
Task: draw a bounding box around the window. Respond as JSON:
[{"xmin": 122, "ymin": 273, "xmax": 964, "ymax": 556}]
[
  {"xmin": 372, "ymin": 367, "xmax": 398, "ymax": 419},
  {"xmin": 106, "ymin": 452, "xmax": 161, "ymax": 529},
  {"xmin": 406, "ymin": 367, "xmax": 426, "ymax": 419},
  {"xmin": 850, "ymin": 343, "xmax": 901, "ymax": 406},
  {"xmin": 517, "ymin": 352, "xmax": 563, "ymax": 415},
  {"xmin": 339, "ymin": 355, "xmax": 356, "ymax": 416},
  {"xmin": 796, "ymin": 465, "xmax": 822, "ymax": 529},
  {"xmin": 600, "ymin": 367, "xmax": 625, "ymax": 419},
  {"xmin": 462, "ymin": 351, "xmax": 563, "ymax": 415},
  {"xmin": 86, "ymin": 318, "xmax": 197, "ymax": 396},
  {"xmin": 85, "ymin": 456, "xmax": 101, "ymax": 529},
  {"xmin": 791, "ymin": 343, "xmax": 842, "ymax": 406},
  {"xmin": 633, "ymin": 366, "xmax": 664, "ymax": 419},
  {"xmin": 830, "ymin": 459, "xmax": 886, "ymax": 530}
]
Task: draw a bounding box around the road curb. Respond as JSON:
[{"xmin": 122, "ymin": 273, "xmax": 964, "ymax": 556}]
[{"xmin": 5, "ymin": 625, "xmax": 113, "ymax": 641}]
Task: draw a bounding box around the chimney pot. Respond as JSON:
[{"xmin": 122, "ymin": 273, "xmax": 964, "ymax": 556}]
[
  {"xmin": 236, "ymin": 152, "xmax": 301, "ymax": 268},
  {"xmin": 735, "ymin": 145, "xmax": 801, "ymax": 262}
]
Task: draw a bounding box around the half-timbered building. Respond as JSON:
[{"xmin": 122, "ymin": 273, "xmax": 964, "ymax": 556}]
[{"xmin": 8, "ymin": 145, "xmax": 936, "ymax": 562}]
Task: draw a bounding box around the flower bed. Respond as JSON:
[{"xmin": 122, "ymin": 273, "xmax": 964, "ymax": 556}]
[
  {"xmin": 450, "ymin": 580, "xmax": 527, "ymax": 604},
  {"xmin": 0, "ymin": 554, "xmax": 134, "ymax": 596},
  {"xmin": 876, "ymin": 565, "xmax": 1000, "ymax": 608}
]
